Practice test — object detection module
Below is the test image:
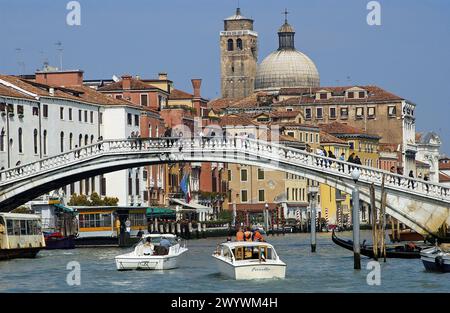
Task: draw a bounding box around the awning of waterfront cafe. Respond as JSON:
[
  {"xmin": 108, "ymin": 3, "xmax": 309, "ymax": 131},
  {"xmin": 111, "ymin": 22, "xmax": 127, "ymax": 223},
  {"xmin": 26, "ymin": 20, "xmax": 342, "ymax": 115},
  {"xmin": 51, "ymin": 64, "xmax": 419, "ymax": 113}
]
[
  {"xmin": 146, "ymin": 207, "xmax": 176, "ymax": 218},
  {"xmin": 53, "ymin": 203, "xmax": 78, "ymax": 215},
  {"xmin": 169, "ymin": 198, "xmax": 213, "ymax": 213}
]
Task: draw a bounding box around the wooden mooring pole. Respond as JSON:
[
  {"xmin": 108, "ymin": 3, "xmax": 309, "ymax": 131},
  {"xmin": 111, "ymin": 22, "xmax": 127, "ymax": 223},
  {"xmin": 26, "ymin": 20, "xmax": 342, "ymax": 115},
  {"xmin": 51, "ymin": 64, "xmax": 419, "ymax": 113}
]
[
  {"xmin": 352, "ymin": 184, "xmax": 361, "ymax": 269},
  {"xmin": 370, "ymin": 183, "xmax": 378, "ymax": 260}
]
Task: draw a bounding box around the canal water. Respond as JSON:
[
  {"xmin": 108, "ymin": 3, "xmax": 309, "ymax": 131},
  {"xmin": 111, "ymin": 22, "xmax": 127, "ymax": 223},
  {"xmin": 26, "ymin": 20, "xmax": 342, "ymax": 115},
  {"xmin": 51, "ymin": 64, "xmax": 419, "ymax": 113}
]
[{"xmin": 0, "ymin": 231, "xmax": 448, "ymax": 292}]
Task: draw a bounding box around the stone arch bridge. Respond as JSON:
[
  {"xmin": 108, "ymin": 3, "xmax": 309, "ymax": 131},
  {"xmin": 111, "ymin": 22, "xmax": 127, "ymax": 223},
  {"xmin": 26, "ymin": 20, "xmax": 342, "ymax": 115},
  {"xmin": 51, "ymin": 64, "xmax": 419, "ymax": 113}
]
[{"xmin": 0, "ymin": 137, "xmax": 449, "ymax": 238}]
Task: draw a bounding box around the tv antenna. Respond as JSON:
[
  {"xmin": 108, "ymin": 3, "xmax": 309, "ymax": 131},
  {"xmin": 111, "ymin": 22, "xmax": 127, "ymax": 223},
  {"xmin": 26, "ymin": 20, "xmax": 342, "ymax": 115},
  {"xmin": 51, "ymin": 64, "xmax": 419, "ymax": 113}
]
[
  {"xmin": 55, "ymin": 41, "xmax": 63, "ymax": 71},
  {"xmin": 15, "ymin": 48, "xmax": 25, "ymax": 75}
]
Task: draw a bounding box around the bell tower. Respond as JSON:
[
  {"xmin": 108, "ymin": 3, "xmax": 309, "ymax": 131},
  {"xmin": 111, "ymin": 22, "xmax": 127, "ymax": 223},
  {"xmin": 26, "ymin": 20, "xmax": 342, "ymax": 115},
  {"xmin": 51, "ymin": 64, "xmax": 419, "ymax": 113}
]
[{"xmin": 220, "ymin": 8, "xmax": 258, "ymax": 99}]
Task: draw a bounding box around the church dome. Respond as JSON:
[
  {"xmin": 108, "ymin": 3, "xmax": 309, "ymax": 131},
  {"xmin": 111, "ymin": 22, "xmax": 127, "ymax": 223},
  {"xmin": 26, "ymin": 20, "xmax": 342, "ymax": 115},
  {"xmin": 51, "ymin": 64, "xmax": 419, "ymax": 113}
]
[{"xmin": 255, "ymin": 18, "xmax": 320, "ymax": 91}]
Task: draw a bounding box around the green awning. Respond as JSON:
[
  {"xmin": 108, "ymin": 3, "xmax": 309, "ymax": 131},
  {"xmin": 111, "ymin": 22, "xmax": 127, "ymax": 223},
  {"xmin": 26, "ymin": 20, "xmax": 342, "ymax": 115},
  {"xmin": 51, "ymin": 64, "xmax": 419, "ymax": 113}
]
[
  {"xmin": 53, "ymin": 204, "xmax": 78, "ymax": 215},
  {"xmin": 146, "ymin": 207, "xmax": 176, "ymax": 217}
]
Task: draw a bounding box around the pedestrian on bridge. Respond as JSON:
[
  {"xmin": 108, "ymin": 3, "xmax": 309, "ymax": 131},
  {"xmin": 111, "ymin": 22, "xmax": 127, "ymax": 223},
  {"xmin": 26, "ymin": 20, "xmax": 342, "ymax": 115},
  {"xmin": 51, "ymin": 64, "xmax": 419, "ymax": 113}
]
[{"xmin": 408, "ymin": 170, "xmax": 415, "ymax": 190}]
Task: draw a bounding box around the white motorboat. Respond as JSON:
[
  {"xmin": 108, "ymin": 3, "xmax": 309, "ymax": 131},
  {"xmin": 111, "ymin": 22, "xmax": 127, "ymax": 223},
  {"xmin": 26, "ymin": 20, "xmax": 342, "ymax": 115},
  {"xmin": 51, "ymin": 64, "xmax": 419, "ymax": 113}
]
[
  {"xmin": 212, "ymin": 241, "xmax": 286, "ymax": 280},
  {"xmin": 115, "ymin": 234, "xmax": 187, "ymax": 270},
  {"xmin": 420, "ymin": 244, "xmax": 450, "ymax": 273}
]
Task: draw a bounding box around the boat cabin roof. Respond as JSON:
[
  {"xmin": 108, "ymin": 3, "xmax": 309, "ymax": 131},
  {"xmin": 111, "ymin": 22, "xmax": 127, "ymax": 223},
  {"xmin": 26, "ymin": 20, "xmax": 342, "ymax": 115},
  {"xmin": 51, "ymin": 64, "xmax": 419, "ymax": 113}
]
[
  {"xmin": 220, "ymin": 241, "xmax": 274, "ymax": 249},
  {"xmin": 0, "ymin": 213, "xmax": 41, "ymax": 220},
  {"xmin": 142, "ymin": 234, "xmax": 177, "ymax": 239}
]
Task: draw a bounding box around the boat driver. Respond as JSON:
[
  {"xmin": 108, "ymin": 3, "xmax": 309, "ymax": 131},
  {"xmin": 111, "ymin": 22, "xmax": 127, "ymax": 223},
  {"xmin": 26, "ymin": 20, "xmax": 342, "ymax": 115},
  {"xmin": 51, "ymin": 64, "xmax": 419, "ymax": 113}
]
[{"xmin": 142, "ymin": 237, "xmax": 154, "ymax": 256}]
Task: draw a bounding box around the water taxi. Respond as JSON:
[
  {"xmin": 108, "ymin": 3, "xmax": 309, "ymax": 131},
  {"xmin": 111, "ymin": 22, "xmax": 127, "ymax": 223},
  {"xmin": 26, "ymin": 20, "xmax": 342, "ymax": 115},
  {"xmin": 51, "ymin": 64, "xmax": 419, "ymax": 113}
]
[
  {"xmin": 212, "ymin": 241, "xmax": 286, "ymax": 280},
  {"xmin": 421, "ymin": 244, "xmax": 450, "ymax": 272},
  {"xmin": 115, "ymin": 234, "xmax": 188, "ymax": 270},
  {"xmin": 0, "ymin": 213, "xmax": 46, "ymax": 260}
]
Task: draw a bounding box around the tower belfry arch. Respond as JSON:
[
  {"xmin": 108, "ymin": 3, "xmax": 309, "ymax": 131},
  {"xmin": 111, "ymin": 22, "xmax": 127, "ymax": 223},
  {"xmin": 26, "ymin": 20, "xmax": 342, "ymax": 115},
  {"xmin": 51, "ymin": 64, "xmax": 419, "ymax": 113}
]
[{"xmin": 220, "ymin": 8, "xmax": 258, "ymax": 99}]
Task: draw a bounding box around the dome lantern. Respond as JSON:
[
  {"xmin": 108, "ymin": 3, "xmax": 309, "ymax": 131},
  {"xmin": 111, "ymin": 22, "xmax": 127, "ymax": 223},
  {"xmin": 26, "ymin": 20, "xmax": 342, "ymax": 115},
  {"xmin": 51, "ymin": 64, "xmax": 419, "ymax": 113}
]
[{"xmin": 278, "ymin": 9, "xmax": 295, "ymax": 50}]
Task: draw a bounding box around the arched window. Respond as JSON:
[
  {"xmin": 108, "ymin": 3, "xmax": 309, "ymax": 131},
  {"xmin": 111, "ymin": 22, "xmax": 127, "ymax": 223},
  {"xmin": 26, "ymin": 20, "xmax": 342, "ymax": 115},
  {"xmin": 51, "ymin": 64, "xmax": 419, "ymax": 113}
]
[
  {"xmin": 227, "ymin": 39, "xmax": 234, "ymax": 51},
  {"xmin": 90, "ymin": 135, "xmax": 94, "ymax": 144},
  {"xmin": 84, "ymin": 135, "xmax": 88, "ymax": 146},
  {"xmin": 148, "ymin": 124, "xmax": 152, "ymax": 138},
  {"xmin": 69, "ymin": 133, "xmax": 73, "ymax": 150},
  {"xmin": 43, "ymin": 130, "xmax": 47, "ymax": 155},
  {"xmin": 236, "ymin": 38, "xmax": 243, "ymax": 50},
  {"xmin": 33, "ymin": 129, "xmax": 38, "ymax": 154},
  {"xmin": 78, "ymin": 134, "xmax": 82, "ymax": 147},
  {"xmin": 0, "ymin": 128, "xmax": 5, "ymax": 152},
  {"xmin": 60, "ymin": 132, "xmax": 64, "ymax": 153}
]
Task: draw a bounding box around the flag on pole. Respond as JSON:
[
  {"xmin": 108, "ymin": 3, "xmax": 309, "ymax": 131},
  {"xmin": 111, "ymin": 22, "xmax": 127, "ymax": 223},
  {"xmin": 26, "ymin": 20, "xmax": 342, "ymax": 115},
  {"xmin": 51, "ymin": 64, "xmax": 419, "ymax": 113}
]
[{"xmin": 180, "ymin": 172, "xmax": 191, "ymax": 203}]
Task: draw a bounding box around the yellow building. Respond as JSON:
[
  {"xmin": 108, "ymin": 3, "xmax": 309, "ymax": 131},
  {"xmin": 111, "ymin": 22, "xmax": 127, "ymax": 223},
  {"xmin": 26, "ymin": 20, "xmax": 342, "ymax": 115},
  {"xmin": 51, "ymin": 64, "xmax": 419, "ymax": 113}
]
[
  {"xmin": 318, "ymin": 131, "xmax": 351, "ymax": 226},
  {"xmin": 319, "ymin": 122, "xmax": 381, "ymax": 224},
  {"xmin": 319, "ymin": 122, "xmax": 380, "ymax": 168},
  {"xmin": 220, "ymin": 113, "xmax": 321, "ymax": 225}
]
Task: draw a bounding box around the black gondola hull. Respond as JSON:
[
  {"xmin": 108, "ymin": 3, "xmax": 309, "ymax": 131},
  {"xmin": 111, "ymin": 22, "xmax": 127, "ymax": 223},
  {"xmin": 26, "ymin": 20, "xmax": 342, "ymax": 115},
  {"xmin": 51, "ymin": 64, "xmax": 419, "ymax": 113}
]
[{"xmin": 332, "ymin": 231, "xmax": 421, "ymax": 259}]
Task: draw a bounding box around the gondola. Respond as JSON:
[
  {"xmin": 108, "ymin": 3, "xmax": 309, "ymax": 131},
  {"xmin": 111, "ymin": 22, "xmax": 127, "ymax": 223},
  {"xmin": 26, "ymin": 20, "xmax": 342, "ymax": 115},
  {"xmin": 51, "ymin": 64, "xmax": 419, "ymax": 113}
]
[{"xmin": 331, "ymin": 230, "xmax": 422, "ymax": 259}]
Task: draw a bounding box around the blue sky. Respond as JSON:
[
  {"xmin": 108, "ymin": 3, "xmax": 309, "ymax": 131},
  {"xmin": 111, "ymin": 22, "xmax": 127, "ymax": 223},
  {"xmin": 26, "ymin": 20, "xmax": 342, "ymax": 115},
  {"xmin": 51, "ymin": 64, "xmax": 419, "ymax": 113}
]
[{"xmin": 0, "ymin": 0, "xmax": 449, "ymax": 153}]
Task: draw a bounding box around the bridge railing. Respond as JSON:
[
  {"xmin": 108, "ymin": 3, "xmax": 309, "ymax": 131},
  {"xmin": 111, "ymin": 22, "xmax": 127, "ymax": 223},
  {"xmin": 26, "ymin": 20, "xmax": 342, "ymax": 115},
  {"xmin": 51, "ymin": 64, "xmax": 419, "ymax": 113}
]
[{"xmin": 0, "ymin": 136, "xmax": 449, "ymax": 202}]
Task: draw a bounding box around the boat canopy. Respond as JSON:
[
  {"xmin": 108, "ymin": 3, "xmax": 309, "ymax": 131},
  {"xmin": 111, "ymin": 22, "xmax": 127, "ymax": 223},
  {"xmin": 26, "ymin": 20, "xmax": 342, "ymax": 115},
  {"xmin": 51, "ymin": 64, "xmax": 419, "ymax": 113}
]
[
  {"xmin": 170, "ymin": 198, "xmax": 213, "ymax": 212},
  {"xmin": 53, "ymin": 204, "xmax": 78, "ymax": 215}
]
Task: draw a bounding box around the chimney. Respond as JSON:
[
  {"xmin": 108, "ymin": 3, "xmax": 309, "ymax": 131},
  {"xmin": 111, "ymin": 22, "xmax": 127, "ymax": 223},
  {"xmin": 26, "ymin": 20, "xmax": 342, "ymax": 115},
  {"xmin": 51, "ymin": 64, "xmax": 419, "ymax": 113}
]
[
  {"xmin": 191, "ymin": 79, "xmax": 202, "ymax": 98},
  {"xmin": 35, "ymin": 69, "xmax": 84, "ymax": 86},
  {"xmin": 158, "ymin": 72, "xmax": 168, "ymax": 80},
  {"xmin": 122, "ymin": 75, "xmax": 132, "ymax": 90}
]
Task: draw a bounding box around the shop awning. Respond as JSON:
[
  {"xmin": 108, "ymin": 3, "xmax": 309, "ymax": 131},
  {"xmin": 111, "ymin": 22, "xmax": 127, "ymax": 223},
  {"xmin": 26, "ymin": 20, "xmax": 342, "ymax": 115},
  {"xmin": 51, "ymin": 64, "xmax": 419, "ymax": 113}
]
[
  {"xmin": 146, "ymin": 207, "xmax": 176, "ymax": 217},
  {"xmin": 53, "ymin": 203, "xmax": 78, "ymax": 215},
  {"xmin": 170, "ymin": 198, "xmax": 213, "ymax": 213}
]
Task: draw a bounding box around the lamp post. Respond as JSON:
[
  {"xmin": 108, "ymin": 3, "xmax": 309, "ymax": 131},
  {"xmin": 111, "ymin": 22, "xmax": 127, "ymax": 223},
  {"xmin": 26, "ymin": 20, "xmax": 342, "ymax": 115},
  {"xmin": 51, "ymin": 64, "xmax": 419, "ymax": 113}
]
[
  {"xmin": 351, "ymin": 168, "xmax": 361, "ymax": 270},
  {"xmin": 308, "ymin": 185, "xmax": 319, "ymax": 253}
]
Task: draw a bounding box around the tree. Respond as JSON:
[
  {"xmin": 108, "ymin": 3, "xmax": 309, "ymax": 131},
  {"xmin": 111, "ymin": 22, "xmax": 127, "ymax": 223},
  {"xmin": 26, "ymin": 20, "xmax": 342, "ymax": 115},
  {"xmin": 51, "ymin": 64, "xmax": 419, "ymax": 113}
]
[{"xmin": 67, "ymin": 193, "xmax": 118, "ymax": 206}]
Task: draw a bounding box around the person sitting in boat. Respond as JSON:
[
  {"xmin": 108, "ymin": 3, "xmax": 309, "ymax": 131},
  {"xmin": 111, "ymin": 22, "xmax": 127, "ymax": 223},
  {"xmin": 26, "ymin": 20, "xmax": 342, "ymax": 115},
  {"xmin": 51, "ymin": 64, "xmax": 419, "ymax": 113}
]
[
  {"xmin": 253, "ymin": 229, "xmax": 265, "ymax": 242},
  {"xmin": 141, "ymin": 237, "xmax": 154, "ymax": 256},
  {"xmin": 236, "ymin": 228, "xmax": 244, "ymax": 241},
  {"xmin": 244, "ymin": 227, "xmax": 253, "ymax": 242},
  {"xmin": 158, "ymin": 237, "xmax": 171, "ymax": 255}
]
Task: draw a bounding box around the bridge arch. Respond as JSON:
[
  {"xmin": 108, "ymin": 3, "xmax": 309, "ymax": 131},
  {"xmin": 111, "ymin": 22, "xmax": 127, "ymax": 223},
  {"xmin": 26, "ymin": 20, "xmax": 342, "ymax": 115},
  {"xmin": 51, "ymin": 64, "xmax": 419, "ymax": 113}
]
[{"xmin": 0, "ymin": 137, "xmax": 449, "ymax": 237}]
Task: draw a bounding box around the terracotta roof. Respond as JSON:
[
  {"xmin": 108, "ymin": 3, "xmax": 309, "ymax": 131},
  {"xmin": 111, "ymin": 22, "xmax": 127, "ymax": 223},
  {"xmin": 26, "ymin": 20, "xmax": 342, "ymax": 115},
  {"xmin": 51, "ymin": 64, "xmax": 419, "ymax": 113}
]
[
  {"xmin": 63, "ymin": 85, "xmax": 141, "ymax": 107},
  {"xmin": 207, "ymin": 98, "xmax": 238, "ymax": 112},
  {"xmin": 320, "ymin": 131, "xmax": 347, "ymax": 145},
  {"xmin": 276, "ymin": 85, "xmax": 404, "ymax": 105},
  {"xmin": 0, "ymin": 75, "xmax": 153, "ymax": 109},
  {"xmin": 439, "ymin": 172, "xmax": 450, "ymax": 183},
  {"xmin": 0, "ymin": 83, "xmax": 35, "ymax": 100},
  {"xmin": 168, "ymin": 89, "xmax": 193, "ymax": 100},
  {"xmin": 318, "ymin": 121, "xmax": 380, "ymax": 139},
  {"xmin": 228, "ymin": 93, "xmax": 259, "ymax": 109},
  {"xmin": 97, "ymin": 78, "xmax": 160, "ymax": 92},
  {"xmin": 219, "ymin": 115, "xmax": 257, "ymax": 127},
  {"xmin": 0, "ymin": 75, "xmax": 81, "ymax": 100},
  {"xmin": 440, "ymin": 162, "xmax": 450, "ymax": 170}
]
